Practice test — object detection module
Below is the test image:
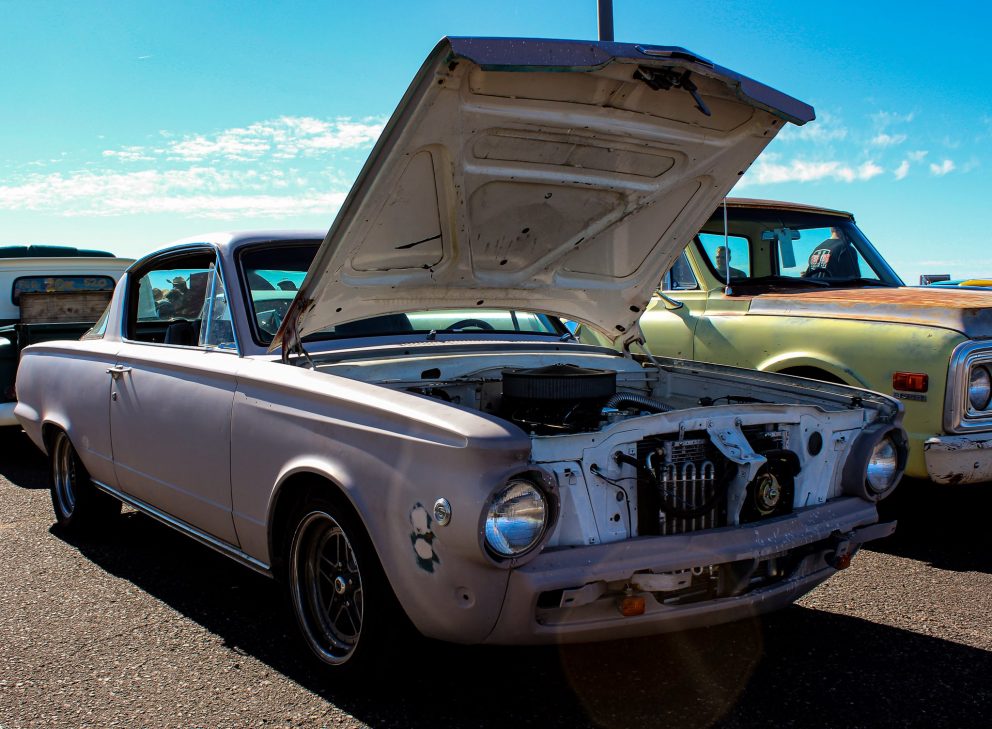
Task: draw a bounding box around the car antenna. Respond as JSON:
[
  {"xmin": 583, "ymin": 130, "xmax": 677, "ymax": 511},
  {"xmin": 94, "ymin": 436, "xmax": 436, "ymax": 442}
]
[{"xmin": 723, "ymin": 198, "xmax": 733, "ymax": 296}]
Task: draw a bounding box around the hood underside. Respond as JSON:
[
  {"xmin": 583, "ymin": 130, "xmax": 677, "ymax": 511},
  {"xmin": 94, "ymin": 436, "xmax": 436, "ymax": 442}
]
[
  {"xmin": 749, "ymin": 287, "xmax": 992, "ymax": 338},
  {"xmin": 275, "ymin": 37, "xmax": 813, "ymax": 350}
]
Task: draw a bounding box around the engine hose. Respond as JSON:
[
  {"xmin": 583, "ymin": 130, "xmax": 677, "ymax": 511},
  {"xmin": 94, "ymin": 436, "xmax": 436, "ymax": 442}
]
[{"xmin": 604, "ymin": 390, "xmax": 675, "ymax": 413}]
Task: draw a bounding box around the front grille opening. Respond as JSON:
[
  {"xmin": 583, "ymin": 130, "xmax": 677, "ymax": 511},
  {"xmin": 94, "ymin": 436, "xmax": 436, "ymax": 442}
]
[
  {"xmin": 635, "ymin": 433, "xmax": 734, "ymax": 536},
  {"xmin": 633, "ymin": 427, "xmax": 801, "ymax": 536}
]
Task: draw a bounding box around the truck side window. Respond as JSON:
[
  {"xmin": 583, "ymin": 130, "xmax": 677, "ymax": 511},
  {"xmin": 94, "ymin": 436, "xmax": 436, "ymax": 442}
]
[
  {"xmin": 663, "ymin": 251, "xmax": 698, "ymax": 291},
  {"xmin": 698, "ymin": 233, "xmax": 751, "ymax": 279}
]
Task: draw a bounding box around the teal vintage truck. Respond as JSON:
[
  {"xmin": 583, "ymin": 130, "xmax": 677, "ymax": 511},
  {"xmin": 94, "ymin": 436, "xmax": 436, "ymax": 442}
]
[
  {"xmin": 0, "ymin": 246, "xmax": 132, "ymax": 425},
  {"xmin": 635, "ymin": 198, "xmax": 992, "ymax": 486}
]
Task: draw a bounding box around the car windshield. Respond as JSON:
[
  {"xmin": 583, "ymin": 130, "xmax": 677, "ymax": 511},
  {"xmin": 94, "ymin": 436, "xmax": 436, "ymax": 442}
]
[
  {"xmin": 239, "ymin": 242, "xmax": 566, "ymax": 345},
  {"xmin": 695, "ymin": 207, "xmax": 903, "ymax": 288}
]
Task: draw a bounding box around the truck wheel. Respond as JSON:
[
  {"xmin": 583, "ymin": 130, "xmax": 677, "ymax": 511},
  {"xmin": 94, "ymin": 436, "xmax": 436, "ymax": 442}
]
[
  {"xmin": 284, "ymin": 496, "xmax": 404, "ymax": 675},
  {"xmin": 49, "ymin": 429, "xmax": 121, "ymax": 531}
]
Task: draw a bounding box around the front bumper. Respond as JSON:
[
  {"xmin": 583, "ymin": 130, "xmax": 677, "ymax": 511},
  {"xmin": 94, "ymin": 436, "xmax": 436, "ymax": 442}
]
[
  {"xmin": 483, "ymin": 498, "xmax": 889, "ymax": 645},
  {"xmin": 924, "ymin": 433, "xmax": 992, "ymax": 485}
]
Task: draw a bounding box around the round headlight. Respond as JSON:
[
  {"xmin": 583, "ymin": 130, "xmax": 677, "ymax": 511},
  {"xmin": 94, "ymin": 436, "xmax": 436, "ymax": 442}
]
[
  {"xmin": 866, "ymin": 437, "xmax": 898, "ymax": 494},
  {"xmin": 484, "ymin": 480, "xmax": 548, "ymax": 558},
  {"xmin": 968, "ymin": 366, "xmax": 992, "ymax": 411}
]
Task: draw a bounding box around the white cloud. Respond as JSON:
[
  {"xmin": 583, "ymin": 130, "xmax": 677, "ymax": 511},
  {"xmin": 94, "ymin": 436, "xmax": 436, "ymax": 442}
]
[
  {"xmin": 742, "ymin": 155, "xmax": 885, "ymax": 186},
  {"xmin": 101, "ymin": 116, "xmax": 386, "ymax": 163},
  {"xmin": 777, "ymin": 111, "xmax": 847, "ymax": 144},
  {"xmin": 12, "ymin": 114, "xmax": 388, "ymax": 220},
  {"xmin": 102, "ymin": 146, "xmax": 155, "ymax": 162},
  {"xmin": 857, "ymin": 161, "xmax": 884, "ymax": 180},
  {"xmin": 0, "ymin": 167, "xmax": 348, "ymax": 219},
  {"xmin": 871, "ymin": 111, "xmax": 915, "ymax": 127},
  {"xmin": 907, "ymin": 150, "xmax": 928, "ymax": 162},
  {"xmin": 929, "ymin": 159, "xmax": 955, "ymax": 176},
  {"xmin": 871, "ymin": 133, "xmax": 907, "ymax": 147},
  {"xmin": 894, "ymin": 160, "xmax": 910, "ymax": 180}
]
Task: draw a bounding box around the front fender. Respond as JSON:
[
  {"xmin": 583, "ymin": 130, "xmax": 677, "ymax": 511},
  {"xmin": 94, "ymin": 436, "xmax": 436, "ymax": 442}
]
[
  {"xmin": 756, "ymin": 351, "xmax": 867, "ymax": 387},
  {"xmin": 230, "ymin": 359, "xmax": 533, "ymax": 643}
]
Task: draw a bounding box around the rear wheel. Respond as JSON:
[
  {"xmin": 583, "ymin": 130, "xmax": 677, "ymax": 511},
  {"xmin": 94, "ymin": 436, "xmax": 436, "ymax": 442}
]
[
  {"xmin": 49, "ymin": 429, "xmax": 121, "ymax": 531},
  {"xmin": 285, "ymin": 496, "xmax": 404, "ymax": 674}
]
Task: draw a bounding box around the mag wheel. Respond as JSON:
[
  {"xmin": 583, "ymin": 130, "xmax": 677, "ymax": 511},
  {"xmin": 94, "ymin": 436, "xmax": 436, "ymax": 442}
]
[
  {"xmin": 49, "ymin": 429, "xmax": 120, "ymax": 531},
  {"xmin": 286, "ymin": 497, "xmax": 403, "ymax": 674}
]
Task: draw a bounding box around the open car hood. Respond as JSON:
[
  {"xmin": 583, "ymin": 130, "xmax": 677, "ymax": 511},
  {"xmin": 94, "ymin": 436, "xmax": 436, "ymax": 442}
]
[{"xmin": 273, "ymin": 37, "xmax": 813, "ymax": 351}]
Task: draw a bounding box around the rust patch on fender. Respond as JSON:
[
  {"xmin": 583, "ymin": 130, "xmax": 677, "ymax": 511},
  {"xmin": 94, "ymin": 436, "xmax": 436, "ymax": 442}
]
[{"xmin": 748, "ymin": 288, "xmax": 992, "ymax": 337}]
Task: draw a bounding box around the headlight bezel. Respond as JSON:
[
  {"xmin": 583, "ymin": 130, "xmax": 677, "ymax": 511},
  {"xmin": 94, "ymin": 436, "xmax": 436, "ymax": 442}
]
[
  {"xmin": 944, "ymin": 342, "xmax": 992, "ymax": 433},
  {"xmin": 841, "ymin": 425, "xmax": 908, "ymax": 502},
  {"xmin": 481, "ymin": 471, "xmax": 558, "ymax": 566}
]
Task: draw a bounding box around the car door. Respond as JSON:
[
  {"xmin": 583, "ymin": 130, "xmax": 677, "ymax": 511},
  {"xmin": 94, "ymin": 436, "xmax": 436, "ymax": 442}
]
[
  {"xmin": 684, "ymin": 232, "xmax": 759, "ymax": 368},
  {"xmin": 639, "ymin": 250, "xmax": 707, "ymax": 359},
  {"xmin": 109, "ymin": 247, "xmax": 241, "ymax": 545}
]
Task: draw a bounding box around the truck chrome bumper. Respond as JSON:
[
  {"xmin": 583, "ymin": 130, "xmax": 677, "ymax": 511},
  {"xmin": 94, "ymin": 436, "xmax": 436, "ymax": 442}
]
[
  {"xmin": 483, "ymin": 498, "xmax": 887, "ymax": 645},
  {"xmin": 924, "ymin": 433, "xmax": 992, "ymax": 485}
]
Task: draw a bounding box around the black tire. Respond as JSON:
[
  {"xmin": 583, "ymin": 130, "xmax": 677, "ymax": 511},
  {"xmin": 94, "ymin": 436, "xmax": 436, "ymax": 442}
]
[
  {"xmin": 49, "ymin": 429, "xmax": 121, "ymax": 531},
  {"xmin": 284, "ymin": 495, "xmax": 405, "ymax": 675}
]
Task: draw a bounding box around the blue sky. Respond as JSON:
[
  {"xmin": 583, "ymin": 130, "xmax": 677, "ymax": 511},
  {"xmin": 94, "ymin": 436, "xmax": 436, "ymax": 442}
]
[{"xmin": 1, "ymin": 1, "xmax": 990, "ymax": 282}]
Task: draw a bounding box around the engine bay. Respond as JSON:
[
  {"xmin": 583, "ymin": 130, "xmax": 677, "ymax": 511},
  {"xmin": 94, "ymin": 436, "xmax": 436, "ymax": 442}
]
[{"xmin": 312, "ymin": 345, "xmax": 882, "ymax": 547}]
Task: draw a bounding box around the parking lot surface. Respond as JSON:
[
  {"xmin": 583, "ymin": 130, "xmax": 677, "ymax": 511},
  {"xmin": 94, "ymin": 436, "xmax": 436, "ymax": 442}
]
[{"xmin": 1, "ymin": 429, "xmax": 990, "ymax": 728}]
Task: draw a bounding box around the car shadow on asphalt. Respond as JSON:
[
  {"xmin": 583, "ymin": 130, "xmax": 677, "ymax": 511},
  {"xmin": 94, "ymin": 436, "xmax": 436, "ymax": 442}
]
[
  {"xmin": 0, "ymin": 427, "xmax": 47, "ymax": 488},
  {"xmin": 869, "ymin": 477, "xmax": 992, "ymax": 574},
  {"xmin": 50, "ymin": 511, "xmax": 992, "ymax": 729}
]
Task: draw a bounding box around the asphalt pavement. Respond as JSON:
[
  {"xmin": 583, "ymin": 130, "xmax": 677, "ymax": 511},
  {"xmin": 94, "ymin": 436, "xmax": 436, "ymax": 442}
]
[{"xmin": 1, "ymin": 428, "xmax": 990, "ymax": 728}]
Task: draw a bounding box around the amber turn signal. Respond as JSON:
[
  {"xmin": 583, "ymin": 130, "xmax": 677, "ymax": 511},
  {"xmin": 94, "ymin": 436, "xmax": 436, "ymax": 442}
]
[
  {"xmin": 618, "ymin": 595, "xmax": 646, "ymax": 616},
  {"xmin": 892, "ymin": 372, "xmax": 928, "ymax": 392},
  {"xmin": 833, "ymin": 553, "xmax": 853, "ymax": 570}
]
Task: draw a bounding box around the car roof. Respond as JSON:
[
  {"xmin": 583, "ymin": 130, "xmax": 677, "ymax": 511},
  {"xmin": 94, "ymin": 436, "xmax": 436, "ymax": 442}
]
[{"xmin": 722, "ymin": 198, "xmax": 854, "ymax": 220}]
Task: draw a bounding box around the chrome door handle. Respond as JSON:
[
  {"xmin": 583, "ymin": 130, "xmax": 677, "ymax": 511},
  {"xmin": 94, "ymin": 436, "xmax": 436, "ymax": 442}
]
[{"xmin": 106, "ymin": 365, "xmax": 132, "ymax": 380}]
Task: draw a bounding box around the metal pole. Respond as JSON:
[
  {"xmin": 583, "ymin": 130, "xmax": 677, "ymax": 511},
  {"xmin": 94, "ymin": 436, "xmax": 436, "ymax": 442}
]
[{"xmin": 598, "ymin": 0, "xmax": 614, "ymax": 41}]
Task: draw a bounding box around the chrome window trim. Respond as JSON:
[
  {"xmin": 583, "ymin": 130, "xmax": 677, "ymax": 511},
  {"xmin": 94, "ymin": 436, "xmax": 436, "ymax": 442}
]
[
  {"xmin": 120, "ymin": 244, "xmax": 243, "ymax": 356},
  {"xmin": 943, "ymin": 340, "xmax": 992, "ymax": 433}
]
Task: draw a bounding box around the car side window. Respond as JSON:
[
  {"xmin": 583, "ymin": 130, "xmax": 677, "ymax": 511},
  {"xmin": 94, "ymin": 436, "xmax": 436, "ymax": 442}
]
[
  {"xmin": 126, "ymin": 250, "xmax": 226, "ymax": 347},
  {"xmin": 697, "ymin": 233, "xmax": 751, "ymax": 279},
  {"xmin": 662, "ymin": 251, "xmax": 698, "ymax": 291}
]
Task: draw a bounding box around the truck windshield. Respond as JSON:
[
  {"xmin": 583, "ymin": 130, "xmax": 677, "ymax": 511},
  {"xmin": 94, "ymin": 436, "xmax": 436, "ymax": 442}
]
[{"xmin": 695, "ymin": 208, "xmax": 903, "ymax": 288}]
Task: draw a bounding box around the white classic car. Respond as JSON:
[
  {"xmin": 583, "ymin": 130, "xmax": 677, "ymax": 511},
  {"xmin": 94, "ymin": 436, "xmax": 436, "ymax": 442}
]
[{"xmin": 14, "ymin": 37, "xmax": 907, "ymax": 673}]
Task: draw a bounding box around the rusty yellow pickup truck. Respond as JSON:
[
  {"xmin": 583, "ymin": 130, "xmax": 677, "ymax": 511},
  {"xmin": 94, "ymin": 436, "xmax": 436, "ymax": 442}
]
[{"xmin": 638, "ymin": 198, "xmax": 992, "ymax": 486}]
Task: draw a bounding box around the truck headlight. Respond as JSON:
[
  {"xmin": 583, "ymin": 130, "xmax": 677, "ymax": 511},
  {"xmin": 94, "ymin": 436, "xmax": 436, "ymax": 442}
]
[
  {"xmin": 968, "ymin": 365, "xmax": 992, "ymax": 411},
  {"xmin": 484, "ymin": 479, "xmax": 548, "ymax": 558},
  {"xmin": 866, "ymin": 437, "xmax": 899, "ymax": 493}
]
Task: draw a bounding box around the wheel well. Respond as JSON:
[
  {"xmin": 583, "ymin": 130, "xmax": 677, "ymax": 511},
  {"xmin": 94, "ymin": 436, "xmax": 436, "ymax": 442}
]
[
  {"xmin": 778, "ymin": 366, "xmax": 846, "ymax": 384},
  {"xmin": 41, "ymin": 423, "xmax": 62, "ymax": 452},
  {"xmin": 268, "ymin": 472, "xmax": 358, "ymax": 577}
]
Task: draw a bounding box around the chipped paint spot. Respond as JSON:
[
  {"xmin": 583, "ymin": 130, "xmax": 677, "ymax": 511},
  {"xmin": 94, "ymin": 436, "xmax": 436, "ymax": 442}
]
[{"xmin": 410, "ymin": 503, "xmax": 440, "ymax": 573}]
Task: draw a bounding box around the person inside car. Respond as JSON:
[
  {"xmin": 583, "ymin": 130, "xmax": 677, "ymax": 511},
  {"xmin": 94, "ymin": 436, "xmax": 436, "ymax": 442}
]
[
  {"xmin": 804, "ymin": 227, "xmax": 860, "ymax": 279},
  {"xmin": 714, "ymin": 245, "xmax": 746, "ymax": 280}
]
